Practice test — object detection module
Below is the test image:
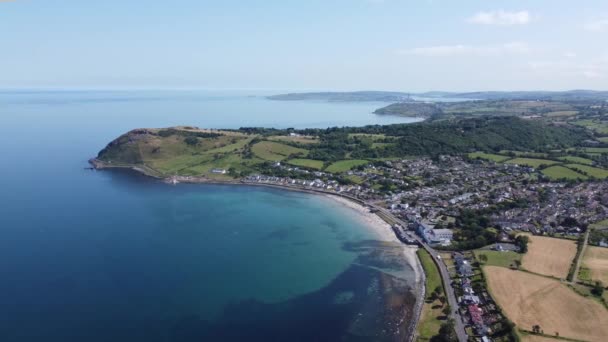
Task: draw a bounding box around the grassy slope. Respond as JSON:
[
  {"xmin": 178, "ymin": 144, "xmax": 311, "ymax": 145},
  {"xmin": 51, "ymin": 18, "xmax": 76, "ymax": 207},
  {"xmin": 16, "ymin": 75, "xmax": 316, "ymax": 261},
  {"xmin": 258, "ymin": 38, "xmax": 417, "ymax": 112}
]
[
  {"xmin": 542, "ymin": 165, "xmax": 588, "ymax": 180},
  {"xmin": 468, "ymin": 152, "xmax": 510, "ymax": 162},
  {"xmin": 251, "ymin": 141, "xmax": 308, "ymax": 161},
  {"xmin": 325, "ymin": 160, "xmax": 369, "ymax": 173},
  {"xmin": 565, "ymin": 164, "xmax": 608, "ymax": 179},
  {"xmin": 416, "ymin": 249, "xmax": 446, "ymax": 341},
  {"xmin": 505, "ymin": 158, "xmax": 558, "ymax": 168},
  {"xmin": 474, "ymin": 250, "xmax": 522, "ymax": 268}
]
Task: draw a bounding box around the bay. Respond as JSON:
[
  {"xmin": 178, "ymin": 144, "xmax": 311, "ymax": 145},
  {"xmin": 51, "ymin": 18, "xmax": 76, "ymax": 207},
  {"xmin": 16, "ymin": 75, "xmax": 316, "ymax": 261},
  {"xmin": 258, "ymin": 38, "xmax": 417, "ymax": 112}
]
[{"xmin": 0, "ymin": 90, "xmax": 420, "ymax": 341}]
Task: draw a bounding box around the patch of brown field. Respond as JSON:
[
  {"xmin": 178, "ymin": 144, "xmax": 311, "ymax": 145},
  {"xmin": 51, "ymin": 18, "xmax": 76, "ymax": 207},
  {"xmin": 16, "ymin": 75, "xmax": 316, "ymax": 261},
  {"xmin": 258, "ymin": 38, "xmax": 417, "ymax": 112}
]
[
  {"xmin": 522, "ymin": 335, "xmax": 561, "ymax": 342},
  {"xmin": 521, "ymin": 235, "xmax": 576, "ymax": 278},
  {"xmin": 485, "ymin": 266, "xmax": 608, "ymax": 342},
  {"xmin": 583, "ymin": 246, "xmax": 608, "ymax": 284}
]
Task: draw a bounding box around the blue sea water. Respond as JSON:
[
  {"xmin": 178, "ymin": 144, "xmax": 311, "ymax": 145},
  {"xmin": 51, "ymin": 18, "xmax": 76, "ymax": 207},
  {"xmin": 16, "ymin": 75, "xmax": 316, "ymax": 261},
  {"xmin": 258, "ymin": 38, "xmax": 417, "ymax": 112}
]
[{"xmin": 0, "ymin": 90, "xmax": 420, "ymax": 341}]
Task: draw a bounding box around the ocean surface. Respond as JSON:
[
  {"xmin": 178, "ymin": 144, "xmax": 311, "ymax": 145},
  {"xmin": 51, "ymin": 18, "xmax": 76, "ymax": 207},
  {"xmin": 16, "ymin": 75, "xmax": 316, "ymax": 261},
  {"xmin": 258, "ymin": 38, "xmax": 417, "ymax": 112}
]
[{"xmin": 0, "ymin": 90, "xmax": 420, "ymax": 341}]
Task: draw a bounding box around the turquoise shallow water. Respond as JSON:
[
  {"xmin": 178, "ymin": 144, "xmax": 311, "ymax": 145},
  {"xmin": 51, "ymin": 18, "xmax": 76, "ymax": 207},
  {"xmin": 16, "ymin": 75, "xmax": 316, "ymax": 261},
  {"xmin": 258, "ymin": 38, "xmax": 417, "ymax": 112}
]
[{"xmin": 0, "ymin": 90, "xmax": 419, "ymax": 341}]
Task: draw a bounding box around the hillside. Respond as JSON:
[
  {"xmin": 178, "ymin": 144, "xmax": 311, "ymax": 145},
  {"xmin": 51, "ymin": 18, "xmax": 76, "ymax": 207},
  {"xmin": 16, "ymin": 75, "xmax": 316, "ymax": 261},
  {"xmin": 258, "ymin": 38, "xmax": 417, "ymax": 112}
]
[
  {"xmin": 373, "ymin": 102, "xmax": 443, "ymax": 118},
  {"xmin": 94, "ymin": 117, "xmax": 591, "ymax": 179}
]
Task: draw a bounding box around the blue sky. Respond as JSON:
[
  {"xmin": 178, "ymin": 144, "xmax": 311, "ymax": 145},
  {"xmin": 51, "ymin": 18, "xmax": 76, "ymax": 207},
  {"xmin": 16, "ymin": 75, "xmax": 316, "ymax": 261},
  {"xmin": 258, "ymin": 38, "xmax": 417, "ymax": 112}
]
[{"xmin": 1, "ymin": 0, "xmax": 607, "ymax": 91}]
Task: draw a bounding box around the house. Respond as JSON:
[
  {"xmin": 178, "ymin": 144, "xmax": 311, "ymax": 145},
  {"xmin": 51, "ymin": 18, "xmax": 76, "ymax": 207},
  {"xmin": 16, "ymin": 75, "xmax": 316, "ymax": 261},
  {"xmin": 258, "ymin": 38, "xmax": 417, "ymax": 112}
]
[
  {"xmin": 416, "ymin": 222, "xmax": 453, "ymax": 245},
  {"xmin": 462, "ymin": 295, "xmax": 481, "ymax": 305},
  {"xmin": 211, "ymin": 168, "xmax": 227, "ymax": 174},
  {"xmin": 454, "ymin": 253, "xmax": 474, "ymax": 277},
  {"xmin": 468, "ymin": 304, "xmax": 488, "ymax": 335}
]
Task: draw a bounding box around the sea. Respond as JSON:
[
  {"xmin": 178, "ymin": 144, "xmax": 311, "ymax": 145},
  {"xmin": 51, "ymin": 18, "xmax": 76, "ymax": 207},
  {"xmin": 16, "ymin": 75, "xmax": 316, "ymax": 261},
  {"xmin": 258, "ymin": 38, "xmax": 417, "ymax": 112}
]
[{"xmin": 0, "ymin": 90, "xmax": 421, "ymax": 341}]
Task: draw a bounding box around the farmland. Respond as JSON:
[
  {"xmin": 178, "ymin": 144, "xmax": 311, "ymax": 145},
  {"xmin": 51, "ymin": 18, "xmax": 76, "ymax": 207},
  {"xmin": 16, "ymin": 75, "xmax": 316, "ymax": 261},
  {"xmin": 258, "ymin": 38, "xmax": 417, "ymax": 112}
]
[
  {"xmin": 521, "ymin": 235, "xmax": 577, "ymax": 278},
  {"xmin": 474, "ymin": 250, "xmax": 521, "ymax": 268},
  {"xmin": 582, "ymin": 246, "xmax": 608, "ymax": 284},
  {"xmin": 484, "ymin": 266, "xmax": 608, "ymax": 342},
  {"xmin": 285, "ymin": 158, "xmax": 324, "ymax": 170},
  {"xmin": 251, "ymin": 141, "xmax": 308, "ymax": 161},
  {"xmin": 565, "ymin": 164, "xmax": 608, "ymax": 179},
  {"xmin": 557, "ymin": 156, "xmax": 593, "ymax": 165},
  {"xmin": 541, "ymin": 165, "xmax": 587, "ymax": 180},
  {"xmin": 467, "ymin": 152, "xmax": 510, "ymax": 162},
  {"xmin": 505, "ymin": 158, "xmax": 558, "ymax": 168},
  {"xmin": 325, "ymin": 160, "xmax": 370, "ymax": 173}
]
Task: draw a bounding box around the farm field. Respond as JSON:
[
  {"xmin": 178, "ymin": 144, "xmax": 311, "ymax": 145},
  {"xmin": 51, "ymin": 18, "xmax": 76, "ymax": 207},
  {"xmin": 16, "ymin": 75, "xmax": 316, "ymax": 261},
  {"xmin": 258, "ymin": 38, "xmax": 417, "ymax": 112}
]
[
  {"xmin": 521, "ymin": 235, "xmax": 577, "ymax": 278},
  {"xmin": 521, "ymin": 335, "xmax": 561, "ymax": 342},
  {"xmin": 325, "ymin": 159, "xmax": 369, "ymax": 173},
  {"xmin": 251, "ymin": 141, "xmax": 308, "ymax": 161},
  {"xmin": 500, "ymin": 150, "xmax": 548, "ymax": 158},
  {"xmin": 565, "ymin": 164, "xmax": 608, "ymax": 179},
  {"xmin": 582, "ymin": 246, "xmax": 608, "ymax": 284},
  {"xmin": 484, "ymin": 266, "xmax": 608, "ymax": 342},
  {"xmin": 285, "ymin": 158, "xmax": 324, "ymax": 170},
  {"xmin": 557, "ymin": 156, "xmax": 593, "ymax": 165},
  {"xmin": 505, "ymin": 158, "xmax": 558, "ymax": 168},
  {"xmin": 541, "ymin": 165, "xmax": 587, "ymax": 180},
  {"xmin": 267, "ymin": 135, "xmax": 319, "ymax": 144},
  {"xmin": 583, "ymin": 147, "xmax": 608, "ymax": 153},
  {"xmin": 468, "ymin": 152, "xmax": 510, "ymax": 162},
  {"xmin": 474, "ymin": 250, "xmax": 521, "ymax": 268}
]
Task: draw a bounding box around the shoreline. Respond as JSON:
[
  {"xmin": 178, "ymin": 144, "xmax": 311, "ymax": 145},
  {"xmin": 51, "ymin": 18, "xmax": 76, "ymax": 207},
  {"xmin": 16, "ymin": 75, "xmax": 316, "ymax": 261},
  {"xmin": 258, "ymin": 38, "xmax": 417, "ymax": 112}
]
[{"xmin": 90, "ymin": 159, "xmax": 425, "ymax": 339}]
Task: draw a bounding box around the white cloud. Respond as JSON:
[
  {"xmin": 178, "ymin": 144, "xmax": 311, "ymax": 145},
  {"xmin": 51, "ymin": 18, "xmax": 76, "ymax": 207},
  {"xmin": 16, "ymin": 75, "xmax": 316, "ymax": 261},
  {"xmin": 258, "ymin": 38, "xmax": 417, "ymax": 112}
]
[
  {"xmin": 528, "ymin": 59, "xmax": 607, "ymax": 80},
  {"xmin": 399, "ymin": 42, "xmax": 530, "ymax": 57},
  {"xmin": 584, "ymin": 18, "xmax": 608, "ymax": 32},
  {"xmin": 467, "ymin": 10, "xmax": 531, "ymax": 26}
]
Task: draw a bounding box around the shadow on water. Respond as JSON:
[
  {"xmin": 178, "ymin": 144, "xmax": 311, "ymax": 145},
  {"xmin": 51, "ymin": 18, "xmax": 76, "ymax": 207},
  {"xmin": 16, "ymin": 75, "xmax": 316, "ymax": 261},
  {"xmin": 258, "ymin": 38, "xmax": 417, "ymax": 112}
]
[{"xmin": 169, "ymin": 264, "xmax": 416, "ymax": 342}]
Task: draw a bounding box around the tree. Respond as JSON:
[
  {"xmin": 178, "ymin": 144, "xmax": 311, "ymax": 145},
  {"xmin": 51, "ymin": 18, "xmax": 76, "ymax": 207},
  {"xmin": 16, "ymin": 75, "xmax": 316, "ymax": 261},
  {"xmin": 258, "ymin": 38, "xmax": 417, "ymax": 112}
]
[
  {"xmin": 431, "ymin": 319, "xmax": 458, "ymax": 342},
  {"xmin": 513, "ymin": 259, "xmax": 522, "ymax": 269},
  {"xmin": 592, "ymin": 281, "xmax": 604, "ymax": 297},
  {"xmin": 478, "ymin": 254, "xmax": 488, "ymax": 263},
  {"xmin": 442, "ymin": 304, "xmax": 451, "ymax": 317},
  {"xmin": 515, "ymin": 235, "xmax": 529, "ymax": 253}
]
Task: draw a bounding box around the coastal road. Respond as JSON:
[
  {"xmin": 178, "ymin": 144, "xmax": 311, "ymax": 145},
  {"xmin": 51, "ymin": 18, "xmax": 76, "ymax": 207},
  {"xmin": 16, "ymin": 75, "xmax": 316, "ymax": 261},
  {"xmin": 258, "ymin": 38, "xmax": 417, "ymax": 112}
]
[{"xmin": 369, "ymin": 204, "xmax": 468, "ymax": 342}]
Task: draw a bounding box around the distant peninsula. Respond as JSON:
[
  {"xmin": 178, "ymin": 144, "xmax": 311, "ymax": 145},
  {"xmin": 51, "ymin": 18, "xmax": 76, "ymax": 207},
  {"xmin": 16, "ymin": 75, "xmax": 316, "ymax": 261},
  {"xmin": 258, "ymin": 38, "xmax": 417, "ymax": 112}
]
[
  {"xmin": 268, "ymin": 90, "xmax": 608, "ymax": 102},
  {"xmin": 267, "ymin": 91, "xmax": 413, "ymax": 102}
]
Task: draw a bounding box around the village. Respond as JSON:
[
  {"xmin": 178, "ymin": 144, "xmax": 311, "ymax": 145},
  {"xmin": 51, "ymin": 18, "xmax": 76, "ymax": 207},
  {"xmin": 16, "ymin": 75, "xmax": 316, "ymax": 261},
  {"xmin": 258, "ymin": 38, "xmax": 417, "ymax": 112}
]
[
  {"xmin": 240, "ymin": 155, "xmax": 608, "ymax": 342},
  {"xmin": 243, "ymin": 156, "xmax": 608, "ymax": 247}
]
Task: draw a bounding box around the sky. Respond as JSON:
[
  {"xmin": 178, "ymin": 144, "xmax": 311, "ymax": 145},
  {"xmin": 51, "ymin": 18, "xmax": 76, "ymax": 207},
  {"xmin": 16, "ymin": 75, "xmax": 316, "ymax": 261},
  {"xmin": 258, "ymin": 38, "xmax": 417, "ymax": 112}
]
[{"xmin": 1, "ymin": 0, "xmax": 607, "ymax": 91}]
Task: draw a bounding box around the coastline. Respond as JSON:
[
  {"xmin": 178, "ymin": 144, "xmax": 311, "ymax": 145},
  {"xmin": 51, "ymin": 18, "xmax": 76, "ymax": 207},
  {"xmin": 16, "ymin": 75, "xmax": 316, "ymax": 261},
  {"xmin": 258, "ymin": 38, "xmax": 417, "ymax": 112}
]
[
  {"xmin": 90, "ymin": 158, "xmax": 423, "ymax": 282},
  {"xmin": 90, "ymin": 158, "xmax": 425, "ymax": 340}
]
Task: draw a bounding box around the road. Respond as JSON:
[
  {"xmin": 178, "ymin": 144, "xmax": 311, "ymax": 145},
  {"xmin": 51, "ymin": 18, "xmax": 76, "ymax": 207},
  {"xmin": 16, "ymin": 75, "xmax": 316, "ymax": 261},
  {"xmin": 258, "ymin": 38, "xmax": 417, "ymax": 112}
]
[{"xmin": 369, "ymin": 204, "xmax": 469, "ymax": 342}]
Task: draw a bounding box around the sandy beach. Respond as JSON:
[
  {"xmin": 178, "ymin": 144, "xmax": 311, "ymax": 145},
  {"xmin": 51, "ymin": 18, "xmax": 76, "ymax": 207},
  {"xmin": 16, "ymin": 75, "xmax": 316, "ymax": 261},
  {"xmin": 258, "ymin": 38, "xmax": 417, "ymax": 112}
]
[{"xmin": 323, "ymin": 193, "xmax": 422, "ymax": 284}]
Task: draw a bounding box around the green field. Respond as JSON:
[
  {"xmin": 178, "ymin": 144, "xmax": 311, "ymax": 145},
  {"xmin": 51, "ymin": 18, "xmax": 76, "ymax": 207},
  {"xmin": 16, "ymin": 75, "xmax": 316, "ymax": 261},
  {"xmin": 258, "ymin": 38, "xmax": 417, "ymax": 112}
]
[
  {"xmin": 416, "ymin": 249, "xmax": 445, "ymax": 341},
  {"xmin": 325, "ymin": 159, "xmax": 369, "ymax": 173},
  {"xmin": 558, "ymin": 156, "xmax": 593, "ymax": 165},
  {"xmin": 583, "ymin": 147, "xmax": 608, "ymax": 153},
  {"xmin": 505, "ymin": 158, "xmax": 558, "ymax": 168},
  {"xmin": 597, "ymin": 137, "xmax": 608, "ymax": 143},
  {"xmin": 542, "ymin": 165, "xmax": 588, "ymax": 180},
  {"xmin": 499, "ymin": 150, "xmax": 548, "ymax": 158},
  {"xmin": 285, "ymin": 158, "xmax": 324, "ymax": 170},
  {"xmin": 251, "ymin": 141, "xmax": 308, "ymax": 161},
  {"xmin": 590, "ymin": 219, "xmax": 608, "ymax": 229},
  {"xmin": 468, "ymin": 152, "xmax": 510, "ymax": 162},
  {"xmin": 565, "ymin": 164, "xmax": 608, "ymax": 179},
  {"xmin": 267, "ymin": 135, "xmax": 319, "ymax": 144},
  {"xmin": 546, "ymin": 110, "xmax": 578, "ymax": 117},
  {"xmin": 474, "ymin": 250, "xmax": 522, "ymax": 268}
]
